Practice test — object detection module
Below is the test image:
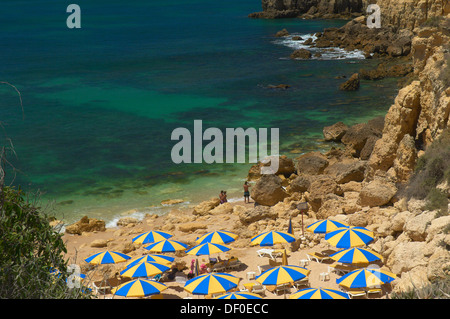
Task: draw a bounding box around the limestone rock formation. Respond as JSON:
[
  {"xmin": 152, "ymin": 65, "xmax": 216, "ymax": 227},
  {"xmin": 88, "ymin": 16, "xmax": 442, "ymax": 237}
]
[
  {"xmin": 192, "ymin": 197, "xmax": 221, "ymax": 216},
  {"xmin": 251, "ymin": 174, "xmax": 289, "ymax": 206},
  {"xmin": 290, "ymin": 48, "xmax": 312, "ymax": 59},
  {"xmin": 296, "ymin": 152, "xmax": 329, "ymax": 175},
  {"xmin": 339, "ymin": 73, "xmax": 360, "ymax": 91},
  {"xmin": 323, "ymin": 121, "xmax": 348, "ymax": 142},
  {"xmin": 65, "ymin": 216, "xmax": 106, "ymax": 235}
]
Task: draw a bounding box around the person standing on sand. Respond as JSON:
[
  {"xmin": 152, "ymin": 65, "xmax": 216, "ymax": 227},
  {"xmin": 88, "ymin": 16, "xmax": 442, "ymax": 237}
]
[
  {"xmin": 222, "ymin": 191, "xmax": 228, "ymax": 203},
  {"xmin": 243, "ymin": 181, "xmax": 251, "ymax": 203},
  {"xmin": 219, "ymin": 190, "xmax": 225, "ymax": 204}
]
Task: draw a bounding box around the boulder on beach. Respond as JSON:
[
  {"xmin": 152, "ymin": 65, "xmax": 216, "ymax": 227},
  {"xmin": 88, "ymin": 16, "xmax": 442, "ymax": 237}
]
[
  {"xmin": 323, "ymin": 121, "xmax": 348, "ymax": 142},
  {"xmin": 296, "ymin": 152, "xmax": 329, "ymax": 175},
  {"xmin": 247, "ymin": 155, "xmax": 295, "ymax": 181},
  {"xmin": 238, "ymin": 205, "xmax": 278, "ymax": 225},
  {"xmin": 359, "ymin": 178, "xmax": 398, "ymax": 207},
  {"xmin": 251, "ymin": 174, "xmax": 289, "ymax": 206},
  {"xmin": 324, "ymin": 160, "xmax": 367, "ymax": 184},
  {"xmin": 192, "ymin": 197, "xmax": 221, "ymax": 216},
  {"xmin": 65, "ymin": 216, "xmax": 106, "ymax": 235}
]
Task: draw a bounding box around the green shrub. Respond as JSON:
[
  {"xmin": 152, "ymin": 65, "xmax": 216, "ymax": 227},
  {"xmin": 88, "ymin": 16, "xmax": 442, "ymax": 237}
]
[
  {"xmin": 0, "ymin": 186, "xmax": 92, "ymax": 298},
  {"xmin": 404, "ymin": 129, "xmax": 450, "ymax": 213}
]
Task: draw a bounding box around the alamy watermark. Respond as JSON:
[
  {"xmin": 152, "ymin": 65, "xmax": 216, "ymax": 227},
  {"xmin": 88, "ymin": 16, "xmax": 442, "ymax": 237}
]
[
  {"xmin": 367, "ymin": 4, "xmax": 381, "ymax": 29},
  {"xmin": 171, "ymin": 120, "xmax": 280, "ymax": 174}
]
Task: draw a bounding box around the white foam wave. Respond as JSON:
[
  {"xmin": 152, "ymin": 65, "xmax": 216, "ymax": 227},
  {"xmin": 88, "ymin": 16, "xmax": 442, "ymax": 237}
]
[{"xmin": 273, "ymin": 33, "xmax": 365, "ymax": 60}]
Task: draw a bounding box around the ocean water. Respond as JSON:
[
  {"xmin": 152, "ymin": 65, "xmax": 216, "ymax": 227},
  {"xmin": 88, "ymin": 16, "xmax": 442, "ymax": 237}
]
[{"xmin": 0, "ymin": 1, "xmax": 400, "ymax": 225}]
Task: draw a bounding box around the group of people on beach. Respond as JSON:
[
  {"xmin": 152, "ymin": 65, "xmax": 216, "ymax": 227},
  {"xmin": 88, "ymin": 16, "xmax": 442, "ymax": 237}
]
[{"xmin": 219, "ymin": 181, "xmax": 252, "ymax": 204}]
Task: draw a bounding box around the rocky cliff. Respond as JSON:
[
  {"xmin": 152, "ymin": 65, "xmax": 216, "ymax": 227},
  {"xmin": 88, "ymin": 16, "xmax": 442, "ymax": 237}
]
[
  {"xmin": 249, "ymin": 0, "xmax": 364, "ymax": 18},
  {"xmin": 250, "ymin": 0, "xmax": 450, "ymax": 24},
  {"xmin": 364, "ymin": 0, "xmax": 450, "ymax": 30},
  {"xmin": 367, "ymin": 22, "xmax": 450, "ymax": 182}
]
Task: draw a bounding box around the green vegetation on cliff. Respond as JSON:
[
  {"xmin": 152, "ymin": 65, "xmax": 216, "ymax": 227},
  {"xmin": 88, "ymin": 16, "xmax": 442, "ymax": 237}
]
[
  {"xmin": 0, "ymin": 180, "xmax": 91, "ymax": 298},
  {"xmin": 404, "ymin": 129, "xmax": 450, "ymax": 216}
]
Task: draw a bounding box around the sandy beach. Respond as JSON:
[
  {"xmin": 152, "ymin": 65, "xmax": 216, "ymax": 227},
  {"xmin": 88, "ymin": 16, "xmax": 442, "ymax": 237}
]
[{"xmin": 62, "ymin": 198, "xmax": 390, "ymax": 300}]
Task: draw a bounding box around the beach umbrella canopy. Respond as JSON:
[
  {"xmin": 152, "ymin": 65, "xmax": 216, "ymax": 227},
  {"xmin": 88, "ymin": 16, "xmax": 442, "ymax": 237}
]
[
  {"xmin": 215, "ymin": 292, "xmax": 263, "ymax": 299},
  {"xmin": 126, "ymin": 254, "xmax": 174, "ymax": 268},
  {"xmin": 184, "ymin": 273, "xmax": 240, "ymax": 295},
  {"xmin": 186, "ymin": 242, "xmax": 231, "ymax": 256},
  {"xmin": 250, "ymin": 231, "xmax": 295, "ymax": 246},
  {"xmin": 85, "ymin": 251, "xmax": 131, "ymax": 265},
  {"xmin": 111, "ymin": 278, "xmax": 167, "ymax": 297},
  {"xmin": 329, "ymin": 247, "xmax": 383, "ymax": 265},
  {"xmin": 195, "ymin": 230, "xmax": 238, "ymax": 245},
  {"xmin": 290, "ymin": 287, "xmax": 349, "ymax": 299},
  {"xmin": 144, "ymin": 239, "xmax": 189, "ymax": 253},
  {"xmin": 306, "ymin": 219, "xmax": 349, "ymax": 234},
  {"xmin": 325, "ymin": 227, "xmax": 374, "ymax": 248},
  {"xmin": 120, "ymin": 261, "xmax": 170, "ymax": 278},
  {"xmin": 132, "ymin": 230, "xmax": 173, "ymax": 245},
  {"xmin": 337, "ymin": 268, "xmax": 397, "ymax": 289},
  {"xmin": 256, "ymin": 265, "xmax": 310, "ymax": 286}
]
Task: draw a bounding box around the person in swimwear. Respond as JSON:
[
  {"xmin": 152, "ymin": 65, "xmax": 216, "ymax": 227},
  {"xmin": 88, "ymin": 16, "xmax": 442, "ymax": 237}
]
[{"xmin": 243, "ymin": 181, "xmax": 251, "ymax": 204}]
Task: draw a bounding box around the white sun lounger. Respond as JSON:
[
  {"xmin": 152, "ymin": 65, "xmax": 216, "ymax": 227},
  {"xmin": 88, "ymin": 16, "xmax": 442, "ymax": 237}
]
[{"xmin": 257, "ymin": 249, "xmax": 282, "ymax": 260}]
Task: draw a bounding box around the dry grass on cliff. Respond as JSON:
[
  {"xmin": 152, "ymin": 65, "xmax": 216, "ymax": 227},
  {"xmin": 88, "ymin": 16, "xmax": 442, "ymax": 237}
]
[{"xmin": 403, "ymin": 129, "xmax": 450, "ymax": 215}]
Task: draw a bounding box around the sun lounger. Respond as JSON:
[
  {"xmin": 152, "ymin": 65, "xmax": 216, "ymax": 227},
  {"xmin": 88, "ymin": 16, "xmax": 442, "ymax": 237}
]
[
  {"xmin": 365, "ymin": 287, "xmax": 382, "ymax": 297},
  {"xmin": 340, "ymin": 286, "xmax": 367, "ymax": 299},
  {"xmin": 226, "ymin": 258, "xmax": 242, "ymax": 270},
  {"xmin": 275, "ymin": 283, "xmax": 291, "ymax": 295},
  {"xmin": 211, "ymin": 262, "xmax": 226, "ymax": 272},
  {"xmin": 293, "ymin": 277, "xmax": 310, "ymax": 289},
  {"xmin": 307, "ymin": 252, "xmax": 331, "ymax": 263},
  {"xmin": 175, "ymin": 272, "xmax": 187, "ymax": 283},
  {"xmin": 257, "ymin": 264, "xmax": 272, "ymax": 275},
  {"xmin": 150, "ymin": 294, "xmax": 163, "ymax": 299},
  {"xmin": 328, "ymin": 263, "xmax": 357, "ymax": 275},
  {"xmin": 257, "ymin": 248, "xmax": 283, "ymax": 260},
  {"xmin": 251, "ymin": 284, "xmax": 266, "ymax": 295},
  {"xmin": 92, "ymin": 280, "xmax": 111, "ymax": 295}
]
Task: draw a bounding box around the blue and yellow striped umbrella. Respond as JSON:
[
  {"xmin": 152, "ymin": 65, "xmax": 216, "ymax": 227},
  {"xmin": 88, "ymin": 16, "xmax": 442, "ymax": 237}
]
[
  {"xmin": 256, "ymin": 265, "xmax": 310, "ymax": 285},
  {"xmin": 144, "ymin": 239, "xmax": 189, "ymax": 253},
  {"xmin": 111, "ymin": 278, "xmax": 167, "ymax": 297},
  {"xmin": 184, "ymin": 273, "xmax": 240, "ymax": 295},
  {"xmin": 329, "ymin": 247, "xmax": 383, "ymax": 264},
  {"xmin": 337, "ymin": 268, "xmax": 397, "ymax": 288},
  {"xmin": 325, "ymin": 227, "xmax": 374, "ymax": 248},
  {"xmin": 186, "ymin": 242, "xmax": 231, "ymax": 256},
  {"xmin": 306, "ymin": 219, "xmax": 349, "ymax": 234},
  {"xmin": 195, "ymin": 230, "xmax": 238, "ymax": 245},
  {"xmin": 290, "ymin": 287, "xmax": 349, "ymax": 299},
  {"xmin": 250, "ymin": 231, "xmax": 296, "ymax": 246},
  {"xmin": 126, "ymin": 254, "xmax": 174, "ymax": 268},
  {"xmin": 132, "ymin": 230, "xmax": 173, "ymax": 245},
  {"xmin": 84, "ymin": 251, "xmax": 131, "ymax": 265},
  {"xmin": 215, "ymin": 292, "xmax": 263, "ymax": 299},
  {"xmin": 120, "ymin": 261, "xmax": 170, "ymax": 278}
]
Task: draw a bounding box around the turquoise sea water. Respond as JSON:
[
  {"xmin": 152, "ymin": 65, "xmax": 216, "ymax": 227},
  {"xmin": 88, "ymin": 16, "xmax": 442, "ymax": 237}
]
[{"xmin": 0, "ymin": 1, "xmax": 400, "ymax": 224}]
